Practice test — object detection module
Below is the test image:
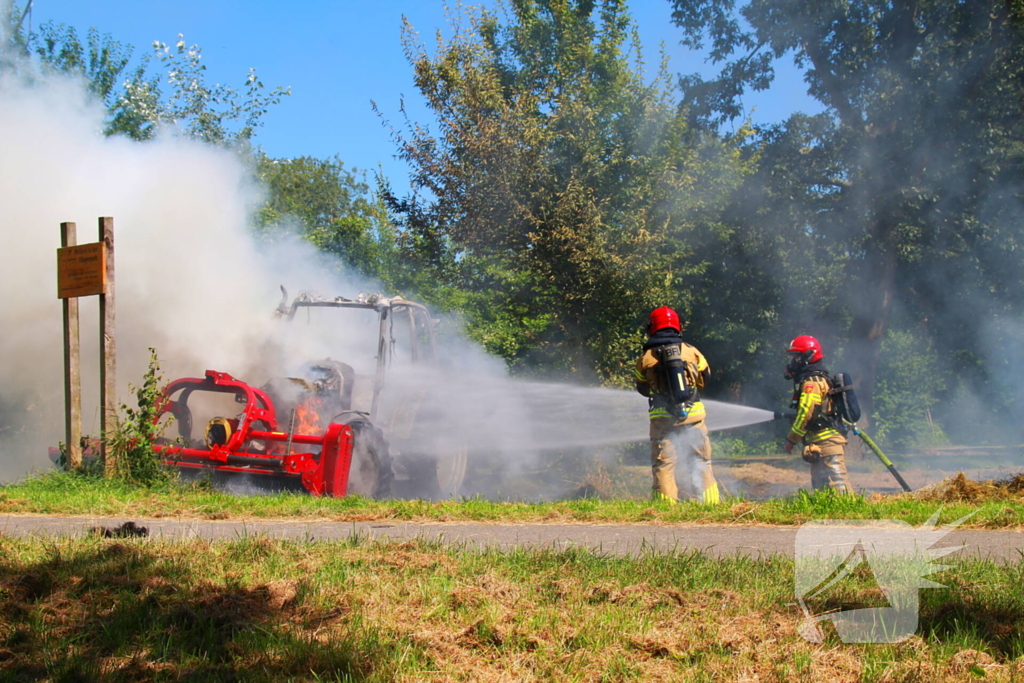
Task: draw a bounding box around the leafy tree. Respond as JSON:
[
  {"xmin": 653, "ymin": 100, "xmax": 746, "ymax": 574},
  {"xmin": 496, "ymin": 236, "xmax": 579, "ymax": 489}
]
[
  {"xmin": 4, "ymin": 14, "xmax": 288, "ymax": 146},
  {"xmin": 385, "ymin": 0, "xmax": 752, "ymax": 380},
  {"xmin": 870, "ymin": 328, "xmax": 949, "ymax": 449},
  {"xmin": 670, "ymin": 0, "xmax": 1024, "ymax": 424},
  {"xmin": 685, "ymin": 112, "xmax": 853, "ymax": 408},
  {"xmin": 109, "ymin": 36, "xmax": 289, "ymax": 144},
  {"xmin": 253, "ymin": 154, "xmax": 397, "ymax": 280},
  {"xmin": 31, "ymin": 22, "xmax": 134, "ymax": 103},
  {"xmin": 0, "ymin": 0, "xmax": 31, "ymax": 69}
]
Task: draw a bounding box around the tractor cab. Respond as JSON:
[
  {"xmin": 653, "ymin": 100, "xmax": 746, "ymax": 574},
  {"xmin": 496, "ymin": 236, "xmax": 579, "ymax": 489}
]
[{"xmin": 274, "ymin": 289, "xmax": 466, "ymax": 499}]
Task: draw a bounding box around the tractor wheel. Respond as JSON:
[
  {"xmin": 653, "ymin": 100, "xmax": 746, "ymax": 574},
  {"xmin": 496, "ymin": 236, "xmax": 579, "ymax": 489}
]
[
  {"xmin": 435, "ymin": 443, "xmax": 468, "ymax": 498},
  {"xmin": 391, "ymin": 443, "xmax": 467, "ymax": 500},
  {"xmin": 345, "ymin": 422, "xmax": 393, "ymax": 499},
  {"xmin": 382, "ymin": 392, "xmax": 468, "ymax": 500}
]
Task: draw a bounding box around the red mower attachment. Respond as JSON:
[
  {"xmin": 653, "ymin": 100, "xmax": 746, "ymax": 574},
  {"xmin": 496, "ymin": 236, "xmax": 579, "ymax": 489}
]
[{"xmin": 154, "ymin": 370, "xmax": 386, "ymax": 498}]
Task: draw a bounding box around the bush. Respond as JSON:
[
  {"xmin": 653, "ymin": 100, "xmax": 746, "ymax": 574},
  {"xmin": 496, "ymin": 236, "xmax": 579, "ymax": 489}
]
[
  {"xmin": 871, "ymin": 329, "xmax": 950, "ymax": 449},
  {"xmin": 104, "ymin": 348, "xmax": 170, "ymax": 486}
]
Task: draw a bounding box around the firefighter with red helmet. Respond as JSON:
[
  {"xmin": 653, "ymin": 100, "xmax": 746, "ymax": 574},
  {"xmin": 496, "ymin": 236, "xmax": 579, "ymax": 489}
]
[
  {"xmin": 634, "ymin": 306, "xmax": 719, "ymax": 504},
  {"xmin": 783, "ymin": 335, "xmax": 851, "ymax": 492}
]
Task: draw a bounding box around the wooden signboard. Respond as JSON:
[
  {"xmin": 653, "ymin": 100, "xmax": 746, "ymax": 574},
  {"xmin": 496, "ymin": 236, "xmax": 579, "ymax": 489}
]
[
  {"xmin": 57, "ymin": 217, "xmax": 116, "ymax": 474},
  {"xmin": 57, "ymin": 242, "xmax": 106, "ymax": 299}
]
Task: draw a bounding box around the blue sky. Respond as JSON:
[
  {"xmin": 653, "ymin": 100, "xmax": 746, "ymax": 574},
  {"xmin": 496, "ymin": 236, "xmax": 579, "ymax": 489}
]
[{"xmin": 29, "ymin": 0, "xmax": 821, "ymax": 189}]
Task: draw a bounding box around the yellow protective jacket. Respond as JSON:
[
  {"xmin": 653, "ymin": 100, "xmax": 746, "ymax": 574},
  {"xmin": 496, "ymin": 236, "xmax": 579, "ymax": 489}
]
[
  {"xmin": 634, "ymin": 342, "xmax": 709, "ymax": 425},
  {"xmin": 787, "ymin": 375, "xmax": 842, "ymax": 445}
]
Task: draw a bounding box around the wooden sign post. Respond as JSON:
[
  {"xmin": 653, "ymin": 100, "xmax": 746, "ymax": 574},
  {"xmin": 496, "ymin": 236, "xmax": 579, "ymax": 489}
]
[
  {"xmin": 99, "ymin": 217, "xmax": 116, "ymax": 476},
  {"xmin": 57, "ymin": 217, "xmax": 115, "ymax": 473},
  {"xmin": 59, "ymin": 222, "xmax": 83, "ymax": 470}
]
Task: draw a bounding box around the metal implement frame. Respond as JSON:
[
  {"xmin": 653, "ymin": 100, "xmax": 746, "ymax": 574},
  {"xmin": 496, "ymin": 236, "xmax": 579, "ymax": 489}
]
[
  {"xmin": 276, "ymin": 293, "xmax": 438, "ymax": 422},
  {"xmin": 152, "ymin": 370, "xmax": 355, "ymax": 497}
]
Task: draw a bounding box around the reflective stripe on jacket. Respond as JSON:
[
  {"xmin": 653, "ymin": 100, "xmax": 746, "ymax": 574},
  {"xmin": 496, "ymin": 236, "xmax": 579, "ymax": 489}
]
[
  {"xmin": 788, "ymin": 375, "xmax": 840, "ymax": 444},
  {"xmin": 635, "ymin": 342, "xmax": 709, "ymax": 425}
]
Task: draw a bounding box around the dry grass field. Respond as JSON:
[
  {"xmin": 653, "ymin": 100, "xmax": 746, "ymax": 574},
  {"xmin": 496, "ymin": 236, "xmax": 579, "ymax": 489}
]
[{"xmin": 1, "ymin": 533, "xmax": 1023, "ymax": 682}]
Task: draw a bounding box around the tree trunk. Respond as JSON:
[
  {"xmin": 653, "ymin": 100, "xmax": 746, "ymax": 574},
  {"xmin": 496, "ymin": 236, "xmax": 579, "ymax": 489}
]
[{"xmin": 845, "ymin": 225, "xmax": 899, "ymax": 431}]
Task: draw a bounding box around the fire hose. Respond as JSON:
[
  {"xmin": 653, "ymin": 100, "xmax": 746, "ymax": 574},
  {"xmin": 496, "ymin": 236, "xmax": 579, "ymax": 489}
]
[
  {"xmin": 773, "ymin": 412, "xmax": 912, "ymax": 492},
  {"xmin": 847, "ymin": 424, "xmax": 912, "ymax": 492}
]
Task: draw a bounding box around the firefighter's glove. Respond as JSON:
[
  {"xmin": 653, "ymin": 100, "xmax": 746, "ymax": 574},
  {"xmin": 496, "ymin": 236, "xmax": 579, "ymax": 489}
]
[
  {"xmin": 801, "ymin": 444, "xmax": 823, "ymax": 464},
  {"xmin": 783, "ymin": 440, "xmax": 795, "ymax": 455}
]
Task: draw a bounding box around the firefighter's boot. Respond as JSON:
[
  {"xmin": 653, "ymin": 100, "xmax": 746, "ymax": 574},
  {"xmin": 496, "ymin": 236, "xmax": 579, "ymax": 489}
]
[{"xmin": 691, "ymin": 459, "xmax": 721, "ymax": 504}]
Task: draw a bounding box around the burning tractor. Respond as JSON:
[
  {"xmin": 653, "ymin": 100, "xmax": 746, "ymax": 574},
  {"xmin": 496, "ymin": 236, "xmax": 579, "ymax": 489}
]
[{"xmin": 149, "ymin": 291, "xmax": 467, "ymax": 499}]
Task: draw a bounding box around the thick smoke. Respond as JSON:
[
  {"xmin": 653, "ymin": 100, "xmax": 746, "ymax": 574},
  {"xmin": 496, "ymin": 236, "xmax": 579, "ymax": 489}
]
[
  {"xmin": 0, "ymin": 28, "xmax": 780, "ymax": 498},
  {"xmin": 0, "ymin": 60, "xmax": 595, "ymax": 489},
  {"xmin": 0, "ymin": 72, "xmax": 276, "ymax": 475}
]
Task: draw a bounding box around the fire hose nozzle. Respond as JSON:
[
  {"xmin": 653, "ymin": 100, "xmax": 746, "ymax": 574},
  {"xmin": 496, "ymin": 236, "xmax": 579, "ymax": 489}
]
[{"xmin": 774, "ymin": 411, "xmax": 795, "ymax": 420}]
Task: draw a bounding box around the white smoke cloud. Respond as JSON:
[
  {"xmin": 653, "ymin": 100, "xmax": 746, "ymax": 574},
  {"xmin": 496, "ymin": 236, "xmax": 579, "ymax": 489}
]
[
  {"xmin": 0, "ymin": 42, "xmax": 776, "ymax": 498},
  {"xmin": 0, "ymin": 67, "xmax": 309, "ymax": 476}
]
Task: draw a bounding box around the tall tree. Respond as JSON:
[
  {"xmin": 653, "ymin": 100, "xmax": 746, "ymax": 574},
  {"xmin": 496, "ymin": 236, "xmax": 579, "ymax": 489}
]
[
  {"xmin": 253, "ymin": 154, "xmax": 397, "ymax": 280},
  {"xmin": 110, "ymin": 36, "xmax": 289, "ymax": 144},
  {"xmin": 0, "ymin": 0, "xmax": 31, "ymax": 69},
  {"xmin": 4, "ymin": 15, "xmax": 288, "ymax": 145},
  {"xmin": 670, "ymin": 0, "xmax": 1024, "ymax": 420},
  {"xmin": 385, "ymin": 0, "xmax": 751, "ymax": 380}
]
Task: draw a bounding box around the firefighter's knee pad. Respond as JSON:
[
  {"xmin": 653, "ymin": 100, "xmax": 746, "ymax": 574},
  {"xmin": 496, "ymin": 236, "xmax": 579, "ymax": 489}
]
[
  {"xmin": 651, "ymin": 438, "xmax": 677, "ymax": 466},
  {"xmin": 802, "ymin": 444, "xmax": 823, "ymax": 464}
]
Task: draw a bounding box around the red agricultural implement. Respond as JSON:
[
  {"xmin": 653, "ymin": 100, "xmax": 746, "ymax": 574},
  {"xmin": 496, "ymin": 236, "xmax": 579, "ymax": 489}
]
[
  {"xmin": 153, "ymin": 369, "xmax": 389, "ymax": 498},
  {"xmin": 49, "ymin": 291, "xmax": 465, "ymax": 499}
]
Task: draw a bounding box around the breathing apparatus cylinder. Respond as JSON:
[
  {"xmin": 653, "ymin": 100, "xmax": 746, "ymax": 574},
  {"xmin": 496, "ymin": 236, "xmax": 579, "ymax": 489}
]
[
  {"xmin": 659, "ymin": 344, "xmax": 693, "ymax": 407},
  {"xmin": 831, "ymin": 371, "xmax": 862, "ymax": 424}
]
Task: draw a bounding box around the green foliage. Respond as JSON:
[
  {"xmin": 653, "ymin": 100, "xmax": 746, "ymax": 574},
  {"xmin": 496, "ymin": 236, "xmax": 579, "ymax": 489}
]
[
  {"xmin": 252, "ymin": 154, "xmax": 397, "ymax": 279},
  {"xmin": 711, "ymin": 434, "xmax": 779, "ymax": 459},
  {"xmin": 686, "ymin": 114, "xmax": 850, "ymax": 405},
  {"xmin": 670, "ymin": 0, "xmax": 1024, "ymax": 428},
  {"xmin": 104, "ymin": 348, "xmax": 170, "ymax": 487},
  {"xmin": 31, "ymin": 22, "xmax": 134, "ymax": 103},
  {"xmin": 871, "ymin": 328, "xmax": 950, "ymax": 449},
  {"xmin": 385, "ymin": 0, "xmax": 753, "ymax": 380},
  {"xmin": 0, "ymin": 0, "xmax": 31, "ymax": 69},
  {"xmin": 6, "ymin": 19, "xmax": 289, "ymax": 145},
  {"xmin": 108, "ymin": 35, "xmax": 290, "ymax": 144}
]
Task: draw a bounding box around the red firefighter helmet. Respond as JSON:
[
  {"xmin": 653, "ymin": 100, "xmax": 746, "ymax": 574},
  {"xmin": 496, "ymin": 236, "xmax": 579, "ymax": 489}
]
[
  {"xmin": 787, "ymin": 335, "xmax": 824, "ymax": 362},
  {"xmin": 785, "ymin": 334, "xmax": 824, "ymax": 379},
  {"xmin": 647, "ymin": 306, "xmax": 681, "ymax": 335}
]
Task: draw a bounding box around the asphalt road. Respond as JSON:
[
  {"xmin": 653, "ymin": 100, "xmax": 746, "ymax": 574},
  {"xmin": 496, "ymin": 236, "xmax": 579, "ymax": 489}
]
[{"xmin": 2, "ymin": 514, "xmax": 1024, "ymax": 560}]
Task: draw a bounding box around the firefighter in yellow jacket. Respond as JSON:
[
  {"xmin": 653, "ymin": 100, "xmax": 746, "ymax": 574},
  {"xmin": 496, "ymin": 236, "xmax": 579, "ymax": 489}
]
[
  {"xmin": 783, "ymin": 335, "xmax": 851, "ymax": 492},
  {"xmin": 634, "ymin": 306, "xmax": 719, "ymax": 504}
]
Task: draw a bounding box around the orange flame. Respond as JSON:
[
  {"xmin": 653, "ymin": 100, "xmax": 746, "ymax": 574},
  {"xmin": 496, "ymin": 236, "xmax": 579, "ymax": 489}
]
[{"xmin": 294, "ymin": 397, "xmax": 324, "ymax": 436}]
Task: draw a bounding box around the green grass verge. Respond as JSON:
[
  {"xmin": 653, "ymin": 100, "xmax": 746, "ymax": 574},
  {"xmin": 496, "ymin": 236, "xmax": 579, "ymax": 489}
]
[
  {"xmin": 0, "ymin": 533, "xmax": 1021, "ymax": 682},
  {"xmin": 2, "ymin": 471, "xmax": 1024, "ymax": 528}
]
